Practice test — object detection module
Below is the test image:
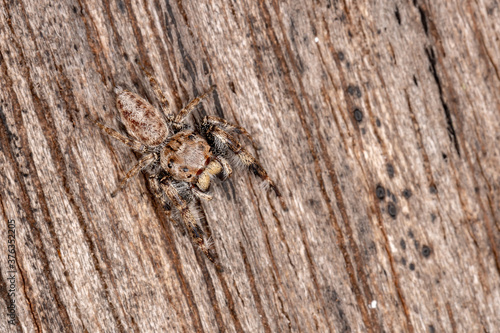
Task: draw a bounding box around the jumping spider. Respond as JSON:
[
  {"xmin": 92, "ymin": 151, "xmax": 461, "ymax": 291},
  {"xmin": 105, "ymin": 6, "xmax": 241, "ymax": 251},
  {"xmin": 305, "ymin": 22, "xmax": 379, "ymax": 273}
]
[{"xmin": 95, "ymin": 71, "xmax": 282, "ymax": 265}]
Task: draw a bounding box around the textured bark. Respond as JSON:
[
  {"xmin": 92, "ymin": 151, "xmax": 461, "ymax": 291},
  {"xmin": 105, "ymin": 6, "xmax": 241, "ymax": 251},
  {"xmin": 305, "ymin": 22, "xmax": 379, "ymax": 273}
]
[{"xmin": 0, "ymin": 0, "xmax": 499, "ymax": 332}]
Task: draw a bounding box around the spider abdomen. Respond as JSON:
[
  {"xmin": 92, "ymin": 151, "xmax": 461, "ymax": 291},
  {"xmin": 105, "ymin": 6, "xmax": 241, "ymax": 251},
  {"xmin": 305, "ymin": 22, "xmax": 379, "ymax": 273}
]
[{"xmin": 116, "ymin": 87, "xmax": 169, "ymax": 147}]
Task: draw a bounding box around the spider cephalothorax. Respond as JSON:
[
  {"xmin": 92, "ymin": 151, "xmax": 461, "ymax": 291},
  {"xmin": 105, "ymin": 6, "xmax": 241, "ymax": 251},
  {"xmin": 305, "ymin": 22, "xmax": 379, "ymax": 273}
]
[
  {"xmin": 95, "ymin": 71, "xmax": 282, "ymax": 265},
  {"xmin": 160, "ymin": 131, "xmax": 211, "ymax": 182}
]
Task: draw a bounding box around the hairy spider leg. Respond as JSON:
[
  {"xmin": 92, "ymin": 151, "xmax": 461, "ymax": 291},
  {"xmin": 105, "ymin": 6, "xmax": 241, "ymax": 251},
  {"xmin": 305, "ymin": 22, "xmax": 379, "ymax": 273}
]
[
  {"xmin": 111, "ymin": 153, "xmax": 157, "ymax": 197},
  {"xmin": 148, "ymin": 175, "xmax": 171, "ymax": 211},
  {"xmin": 209, "ymin": 127, "xmax": 282, "ymax": 199},
  {"xmin": 142, "ymin": 68, "xmax": 173, "ymax": 117},
  {"xmin": 160, "ymin": 178, "xmax": 216, "ymax": 263},
  {"xmin": 215, "ymin": 155, "xmax": 232, "ymax": 181},
  {"xmin": 149, "ymin": 175, "xmax": 188, "ymax": 233},
  {"xmin": 203, "ymin": 115, "xmax": 259, "ymax": 148},
  {"xmin": 95, "ymin": 121, "xmax": 146, "ymax": 152},
  {"xmin": 174, "ymin": 85, "xmax": 216, "ymax": 123},
  {"xmin": 191, "ymin": 186, "xmax": 213, "ymax": 201}
]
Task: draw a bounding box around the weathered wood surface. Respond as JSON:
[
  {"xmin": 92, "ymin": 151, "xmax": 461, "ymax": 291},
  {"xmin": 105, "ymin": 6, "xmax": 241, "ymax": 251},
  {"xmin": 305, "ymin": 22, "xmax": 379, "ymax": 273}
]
[{"xmin": 0, "ymin": 0, "xmax": 499, "ymax": 332}]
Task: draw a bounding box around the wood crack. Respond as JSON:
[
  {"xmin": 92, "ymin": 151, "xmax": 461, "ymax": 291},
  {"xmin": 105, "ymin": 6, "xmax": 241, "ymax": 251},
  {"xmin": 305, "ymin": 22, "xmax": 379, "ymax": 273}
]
[{"xmin": 425, "ymin": 47, "xmax": 461, "ymax": 157}]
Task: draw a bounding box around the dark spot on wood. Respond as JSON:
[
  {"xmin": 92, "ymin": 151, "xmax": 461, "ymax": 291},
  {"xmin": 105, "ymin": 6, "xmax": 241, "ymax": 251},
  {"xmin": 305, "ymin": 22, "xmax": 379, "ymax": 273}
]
[
  {"xmin": 337, "ymin": 51, "xmax": 345, "ymax": 61},
  {"xmin": 307, "ymin": 199, "xmax": 319, "ymax": 207},
  {"xmin": 413, "ymin": 75, "xmax": 418, "ymax": 86},
  {"xmin": 409, "ymin": 263, "xmax": 415, "ymax": 271},
  {"xmin": 422, "ymin": 245, "xmax": 431, "ymax": 257},
  {"xmin": 431, "ymin": 213, "xmax": 436, "ymax": 222},
  {"xmin": 408, "ymin": 230, "xmax": 414, "ymax": 238},
  {"xmin": 0, "ymin": 106, "xmax": 14, "ymax": 141},
  {"xmin": 442, "ymin": 152, "xmax": 447, "ymax": 160},
  {"xmin": 414, "ymin": 240, "xmax": 420, "ymax": 250},
  {"xmin": 400, "ymin": 239, "xmax": 406, "ymax": 250},
  {"xmin": 428, "ymin": 324, "xmax": 436, "ymax": 333},
  {"xmin": 395, "ymin": 5, "xmax": 401, "ymax": 25},
  {"xmin": 402, "ymin": 189, "xmax": 412, "ymax": 199},
  {"xmin": 229, "ymin": 81, "xmax": 236, "ymax": 94},
  {"xmin": 72, "ymin": 6, "xmax": 77, "ymax": 13},
  {"xmin": 388, "ymin": 202, "xmax": 397, "ymax": 218},
  {"xmin": 429, "ymin": 185, "xmax": 437, "ymax": 194},
  {"xmin": 376, "ymin": 118, "xmax": 381, "ymax": 127},
  {"xmin": 401, "ymin": 257, "xmax": 407, "ymax": 266},
  {"xmin": 353, "ymin": 108, "xmax": 363, "ymax": 122},
  {"xmin": 386, "ymin": 163, "xmax": 394, "ymax": 178},
  {"xmin": 376, "ymin": 185, "xmax": 386, "ymax": 200},
  {"xmin": 347, "ymin": 85, "xmax": 362, "ymax": 98},
  {"xmin": 323, "ymin": 287, "xmax": 351, "ymax": 332}
]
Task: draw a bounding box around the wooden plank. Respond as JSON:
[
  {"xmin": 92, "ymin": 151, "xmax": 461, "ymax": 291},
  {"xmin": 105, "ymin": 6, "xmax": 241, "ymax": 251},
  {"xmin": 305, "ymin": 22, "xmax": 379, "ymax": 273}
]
[{"xmin": 0, "ymin": 0, "xmax": 499, "ymax": 331}]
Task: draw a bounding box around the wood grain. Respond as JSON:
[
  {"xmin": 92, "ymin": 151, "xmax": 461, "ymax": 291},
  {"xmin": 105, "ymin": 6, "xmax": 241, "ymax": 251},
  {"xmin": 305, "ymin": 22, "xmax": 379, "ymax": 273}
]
[{"xmin": 0, "ymin": 0, "xmax": 499, "ymax": 332}]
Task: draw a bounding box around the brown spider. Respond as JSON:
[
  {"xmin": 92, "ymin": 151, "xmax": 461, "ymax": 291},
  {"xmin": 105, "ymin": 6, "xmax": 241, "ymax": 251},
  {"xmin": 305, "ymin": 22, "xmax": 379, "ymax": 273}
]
[{"xmin": 95, "ymin": 71, "xmax": 282, "ymax": 264}]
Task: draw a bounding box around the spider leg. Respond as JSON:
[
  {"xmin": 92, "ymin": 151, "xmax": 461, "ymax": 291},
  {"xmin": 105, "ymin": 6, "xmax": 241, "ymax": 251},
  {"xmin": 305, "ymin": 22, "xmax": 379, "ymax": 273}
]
[
  {"xmin": 215, "ymin": 155, "xmax": 232, "ymax": 181},
  {"xmin": 174, "ymin": 85, "xmax": 216, "ymax": 123},
  {"xmin": 150, "ymin": 175, "xmax": 189, "ymax": 233},
  {"xmin": 191, "ymin": 186, "xmax": 213, "ymax": 201},
  {"xmin": 203, "ymin": 115, "xmax": 259, "ymax": 148},
  {"xmin": 160, "ymin": 178, "xmax": 216, "ymax": 263},
  {"xmin": 209, "ymin": 127, "xmax": 282, "ymax": 198},
  {"xmin": 111, "ymin": 153, "xmax": 156, "ymax": 197},
  {"xmin": 95, "ymin": 121, "xmax": 146, "ymax": 152},
  {"xmin": 148, "ymin": 175, "xmax": 171, "ymax": 211},
  {"xmin": 141, "ymin": 67, "xmax": 173, "ymax": 117}
]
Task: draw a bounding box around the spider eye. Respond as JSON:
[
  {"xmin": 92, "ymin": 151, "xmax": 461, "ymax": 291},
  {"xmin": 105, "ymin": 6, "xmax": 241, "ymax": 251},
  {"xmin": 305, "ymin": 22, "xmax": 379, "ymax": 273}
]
[
  {"xmin": 188, "ymin": 134, "xmax": 195, "ymax": 140},
  {"xmin": 182, "ymin": 167, "xmax": 189, "ymax": 172},
  {"xmin": 168, "ymin": 160, "xmax": 173, "ymax": 168}
]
